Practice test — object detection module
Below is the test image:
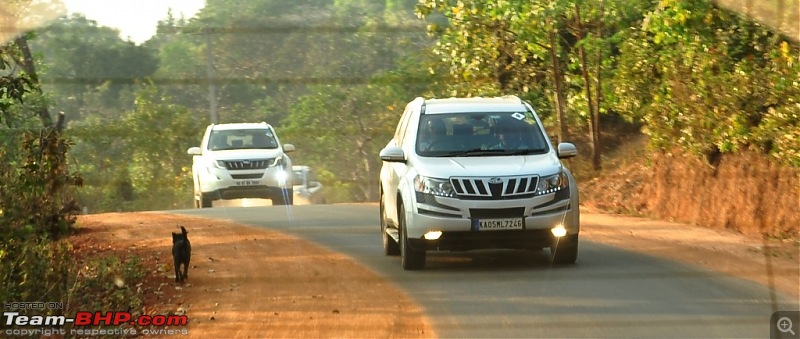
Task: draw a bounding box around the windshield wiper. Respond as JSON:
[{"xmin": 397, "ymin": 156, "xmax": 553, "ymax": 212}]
[
  {"xmin": 503, "ymin": 148, "xmax": 548, "ymax": 155},
  {"xmin": 445, "ymin": 148, "xmax": 506, "ymax": 157}
]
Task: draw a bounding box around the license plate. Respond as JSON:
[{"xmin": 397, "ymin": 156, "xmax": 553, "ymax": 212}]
[
  {"xmin": 473, "ymin": 218, "xmax": 524, "ymax": 231},
  {"xmin": 235, "ymin": 180, "xmax": 261, "ymax": 186}
]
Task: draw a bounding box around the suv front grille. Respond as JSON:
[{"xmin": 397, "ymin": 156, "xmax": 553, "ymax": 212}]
[
  {"xmin": 221, "ymin": 159, "xmax": 272, "ymax": 170},
  {"xmin": 451, "ymin": 175, "xmax": 539, "ymax": 200}
]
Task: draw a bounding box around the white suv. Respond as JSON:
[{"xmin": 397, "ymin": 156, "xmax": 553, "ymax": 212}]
[
  {"xmin": 379, "ymin": 96, "xmax": 580, "ymax": 270},
  {"xmin": 187, "ymin": 122, "xmax": 295, "ymax": 208}
]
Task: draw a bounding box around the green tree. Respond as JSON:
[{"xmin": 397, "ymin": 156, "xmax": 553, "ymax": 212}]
[
  {"xmin": 31, "ymin": 14, "xmax": 159, "ymax": 122},
  {"xmin": 614, "ymin": 0, "xmax": 800, "ymax": 166},
  {"xmin": 281, "ymin": 60, "xmax": 434, "ymax": 201},
  {"xmin": 69, "ymin": 85, "xmax": 205, "ymax": 211}
]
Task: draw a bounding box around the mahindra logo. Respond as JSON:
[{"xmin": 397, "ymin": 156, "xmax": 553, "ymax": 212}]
[
  {"xmin": 242, "ymin": 160, "xmax": 251, "ymax": 165},
  {"xmin": 488, "ymin": 177, "xmax": 503, "ymax": 184}
]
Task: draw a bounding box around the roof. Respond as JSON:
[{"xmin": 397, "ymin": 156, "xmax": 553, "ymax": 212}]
[
  {"xmin": 210, "ymin": 122, "xmax": 272, "ymax": 131},
  {"xmin": 422, "ymin": 96, "xmax": 527, "ymax": 114}
]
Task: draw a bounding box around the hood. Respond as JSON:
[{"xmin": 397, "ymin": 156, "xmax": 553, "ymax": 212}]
[{"xmin": 412, "ymin": 153, "xmax": 562, "ymax": 178}]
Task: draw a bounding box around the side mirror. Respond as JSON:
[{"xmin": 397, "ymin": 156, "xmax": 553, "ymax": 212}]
[
  {"xmin": 187, "ymin": 147, "xmax": 202, "ymax": 155},
  {"xmin": 557, "ymin": 143, "xmax": 577, "ymax": 159},
  {"xmin": 283, "ymin": 144, "xmax": 296, "ymax": 153},
  {"xmin": 379, "ymin": 146, "xmax": 406, "ymax": 163}
]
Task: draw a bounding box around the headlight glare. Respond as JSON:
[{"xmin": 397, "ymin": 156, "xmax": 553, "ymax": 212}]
[
  {"xmin": 414, "ymin": 175, "xmax": 455, "ymax": 198},
  {"xmin": 275, "ymin": 170, "xmax": 288, "ymax": 183}
]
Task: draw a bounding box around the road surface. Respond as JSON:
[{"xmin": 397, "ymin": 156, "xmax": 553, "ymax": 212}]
[{"xmin": 173, "ymin": 204, "xmax": 799, "ymax": 338}]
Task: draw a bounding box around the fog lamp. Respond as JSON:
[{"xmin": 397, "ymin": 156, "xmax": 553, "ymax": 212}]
[
  {"xmin": 424, "ymin": 231, "xmax": 442, "ymax": 240},
  {"xmin": 551, "ymin": 224, "xmax": 567, "ymax": 238}
]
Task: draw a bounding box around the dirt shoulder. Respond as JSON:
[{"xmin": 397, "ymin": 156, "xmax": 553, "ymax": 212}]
[
  {"xmin": 72, "ymin": 206, "xmax": 799, "ymax": 338},
  {"xmin": 73, "ymin": 212, "xmax": 434, "ymax": 339}
]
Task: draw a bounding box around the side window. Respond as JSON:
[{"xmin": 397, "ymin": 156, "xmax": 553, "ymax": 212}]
[{"xmin": 394, "ymin": 105, "xmax": 415, "ymax": 147}]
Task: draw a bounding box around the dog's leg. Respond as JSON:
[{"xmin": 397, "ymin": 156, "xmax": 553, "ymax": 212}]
[{"xmin": 174, "ymin": 261, "xmax": 181, "ymax": 282}]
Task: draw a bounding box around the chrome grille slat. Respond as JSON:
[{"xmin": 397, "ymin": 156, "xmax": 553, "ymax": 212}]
[
  {"xmin": 451, "ymin": 175, "xmax": 539, "ymax": 199},
  {"xmin": 222, "ymin": 159, "xmax": 272, "ymax": 170}
]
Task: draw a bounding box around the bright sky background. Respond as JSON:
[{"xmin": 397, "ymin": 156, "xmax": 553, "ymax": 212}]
[{"xmin": 61, "ymin": 0, "xmax": 205, "ymax": 44}]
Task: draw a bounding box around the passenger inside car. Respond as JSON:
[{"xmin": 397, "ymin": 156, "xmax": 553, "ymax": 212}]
[{"xmin": 209, "ymin": 135, "xmax": 229, "ymax": 150}]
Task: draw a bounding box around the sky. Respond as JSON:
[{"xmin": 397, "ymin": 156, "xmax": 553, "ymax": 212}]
[{"xmin": 61, "ymin": 0, "xmax": 206, "ymax": 44}]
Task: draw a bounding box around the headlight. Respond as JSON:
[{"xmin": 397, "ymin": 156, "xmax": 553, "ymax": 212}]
[
  {"xmin": 213, "ymin": 160, "xmax": 227, "ymax": 169},
  {"xmin": 269, "ymin": 157, "xmax": 282, "ymax": 167},
  {"xmin": 414, "ymin": 175, "xmax": 455, "ymax": 198},
  {"xmin": 536, "ymin": 171, "xmax": 568, "ymax": 195},
  {"xmin": 270, "ymin": 156, "xmax": 287, "ymax": 168}
]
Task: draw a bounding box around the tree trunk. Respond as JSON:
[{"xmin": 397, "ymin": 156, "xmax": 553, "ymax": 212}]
[
  {"xmin": 547, "ymin": 22, "xmax": 568, "ymax": 144},
  {"xmin": 14, "ymin": 35, "xmax": 53, "ymax": 128},
  {"xmin": 593, "ymin": 1, "xmax": 605, "ymax": 171},
  {"xmin": 574, "ymin": 4, "xmax": 601, "ymax": 170}
]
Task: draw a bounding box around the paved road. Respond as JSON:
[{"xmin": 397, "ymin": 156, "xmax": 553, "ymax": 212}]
[{"xmin": 173, "ymin": 204, "xmax": 798, "ymax": 338}]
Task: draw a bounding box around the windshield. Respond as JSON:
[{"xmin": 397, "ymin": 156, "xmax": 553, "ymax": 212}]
[
  {"xmin": 207, "ymin": 129, "xmax": 278, "ymax": 151},
  {"xmin": 416, "ymin": 112, "xmax": 549, "ymax": 157}
]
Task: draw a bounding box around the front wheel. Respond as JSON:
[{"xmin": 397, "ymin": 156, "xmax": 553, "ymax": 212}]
[
  {"xmin": 550, "ymin": 234, "xmax": 579, "ymax": 265},
  {"xmin": 196, "ymin": 191, "xmax": 212, "ymax": 208},
  {"xmin": 399, "ymin": 205, "xmax": 425, "ymax": 270},
  {"xmin": 272, "ymin": 188, "xmax": 294, "ymax": 205}
]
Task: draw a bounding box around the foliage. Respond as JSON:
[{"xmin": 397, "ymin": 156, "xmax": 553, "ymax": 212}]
[
  {"xmin": 2, "ymin": 36, "xmax": 81, "ymax": 238},
  {"xmin": 0, "ymin": 32, "xmax": 136, "ymax": 330},
  {"xmin": 30, "ymin": 14, "xmax": 159, "ymax": 121},
  {"xmin": 415, "ymin": 0, "xmax": 654, "ymax": 170},
  {"xmin": 281, "ymin": 60, "xmax": 434, "ymax": 201},
  {"xmin": 66, "ymin": 255, "xmax": 146, "ymax": 321},
  {"xmin": 614, "ymin": 0, "xmax": 800, "ymax": 166},
  {"xmin": 1, "ymin": 41, "xmax": 42, "ymax": 128},
  {"xmin": 0, "ymin": 128, "xmax": 82, "ymax": 238},
  {"xmin": 69, "ymin": 84, "xmax": 205, "ymax": 212},
  {"xmin": 416, "ymin": 0, "xmax": 548, "ymax": 99},
  {"xmin": 0, "ymin": 239, "xmax": 72, "ymax": 317},
  {"xmin": 17, "ymin": 0, "xmax": 800, "ymax": 214}
]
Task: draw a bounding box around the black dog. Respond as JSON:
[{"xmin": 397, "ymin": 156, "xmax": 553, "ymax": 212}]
[{"xmin": 172, "ymin": 226, "xmax": 191, "ymax": 283}]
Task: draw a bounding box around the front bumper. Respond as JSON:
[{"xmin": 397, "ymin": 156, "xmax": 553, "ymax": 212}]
[
  {"xmin": 198, "ymin": 167, "xmax": 291, "ymax": 198},
  {"xmin": 404, "ymin": 190, "xmax": 579, "ymax": 251}
]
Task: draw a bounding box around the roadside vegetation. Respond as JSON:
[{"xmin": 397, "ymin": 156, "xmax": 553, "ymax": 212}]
[{"xmin": 0, "ymin": 0, "xmax": 797, "ymax": 319}]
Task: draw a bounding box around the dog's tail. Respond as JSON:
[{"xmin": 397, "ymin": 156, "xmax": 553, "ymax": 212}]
[{"xmin": 179, "ymin": 225, "xmax": 188, "ymax": 236}]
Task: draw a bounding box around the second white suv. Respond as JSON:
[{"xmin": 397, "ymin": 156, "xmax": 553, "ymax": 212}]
[
  {"xmin": 187, "ymin": 122, "xmax": 295, "ymax": 207},
  {"xmin": 379, "ymin": 96, "xmax": 580, "ymax": 270}
]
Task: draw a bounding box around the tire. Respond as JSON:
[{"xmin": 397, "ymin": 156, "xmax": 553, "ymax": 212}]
[
  {"xmin": 381, "ymin": 197, "xmax": 400, "ymax": 256},
  {"xmin": 273, "ymin": 188, "xmax": 294, "ymax": 205},
  {"xmin": 398, "ymin": 205, "xmax": 425, "ymax": 270},
  {"xmin": 196, "ymin": 190, "xmax": 212, "ymax": 208},
  {"xmin": 550, "ymin": 234, "xmax": 579, "ymax": 265}
]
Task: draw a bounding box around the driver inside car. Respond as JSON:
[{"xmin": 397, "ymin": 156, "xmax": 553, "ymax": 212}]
[
  {"xmin": 490, "ymin": 118, "xmax": 533, "ymax": 150},
  {"xmin": 419, "ymin": 118, "xmax": 447, "ymax": 151}
]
